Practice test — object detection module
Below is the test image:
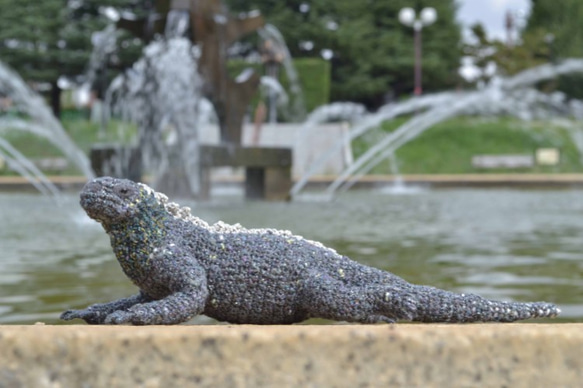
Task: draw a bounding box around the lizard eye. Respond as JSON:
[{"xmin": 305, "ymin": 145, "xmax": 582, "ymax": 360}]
[{"xmin": 115, "ymin": 185, "xmax": 132, "ymax": 197}]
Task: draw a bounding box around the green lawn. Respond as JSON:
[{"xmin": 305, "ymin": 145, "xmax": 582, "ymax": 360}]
[
  {"xmin": 0, "ymin": 116, "xmax": 135, "ymax": 175},
  {"xmin": 352, "ymin": 116, "xmax": 583, "ymax": 174}
]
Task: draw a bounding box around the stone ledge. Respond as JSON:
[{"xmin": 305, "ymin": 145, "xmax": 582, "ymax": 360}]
[{"xmin": 0, "ymin": 324, "xmax": 581, "ymax": 387}]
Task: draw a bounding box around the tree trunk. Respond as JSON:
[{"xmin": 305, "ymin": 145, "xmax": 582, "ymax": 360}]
[{"xmin": 50, "ymin": 81, "xmax": 61, "ymax": 120}]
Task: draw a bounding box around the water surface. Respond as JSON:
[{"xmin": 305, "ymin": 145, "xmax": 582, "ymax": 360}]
[{"xmin": 0, "ymin": 187, "xmax": 581, "ymax": 324}]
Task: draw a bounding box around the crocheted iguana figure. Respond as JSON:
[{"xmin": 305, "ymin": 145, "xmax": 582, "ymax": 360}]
[{"xmin": 61, "ymin": 177, "xmax": 560, "ymax": 325}]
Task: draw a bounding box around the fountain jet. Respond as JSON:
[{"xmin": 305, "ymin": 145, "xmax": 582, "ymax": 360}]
[
  {"xmin": 292, "ymin": 59, "xmax": 583, "ymax": 198},
  {"xmin": 0, "ymin": 62, "xmax": 95, "ymax": 196}
]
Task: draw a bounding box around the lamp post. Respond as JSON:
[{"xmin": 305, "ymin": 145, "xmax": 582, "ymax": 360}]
[
  {"xmin": 504, "ymin": 9, "xmax": 527, "ymax": 48},
  {"xmin": 398, "ymin": 7, "xmax": 437, "ymax": 96}
]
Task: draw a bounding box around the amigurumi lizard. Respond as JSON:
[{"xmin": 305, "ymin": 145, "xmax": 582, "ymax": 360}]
[{"xmin": 61, "ymin": 177, "xmax": 560, "ymax": 325}]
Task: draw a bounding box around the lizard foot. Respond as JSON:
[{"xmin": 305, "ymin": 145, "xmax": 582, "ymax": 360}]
[
  {"xmin": 60, "ymin": 309, "xmax": 107, "ymax": 325},
  {"xmin": 103, "ymin": 310, "xmax": 136, "ymax": 325}
]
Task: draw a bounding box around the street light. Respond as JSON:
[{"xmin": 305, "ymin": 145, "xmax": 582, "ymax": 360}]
[{"xmin": 399, "ymin": 7, "xmax": 437, "ymax": 96}]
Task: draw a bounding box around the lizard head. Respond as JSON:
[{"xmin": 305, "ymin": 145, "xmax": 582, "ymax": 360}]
[{"xmin": 80, "ymin": 177, "xmax": 157, "ymax": 225}]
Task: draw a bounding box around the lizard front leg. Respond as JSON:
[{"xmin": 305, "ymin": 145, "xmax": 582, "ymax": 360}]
[
  {"xmin": 60, "ymin": 291, "xmax": 153, "ymax": 324},
  {"xmin": 105, "ymin": 259, "xmax": 209, "ymax": 325}
]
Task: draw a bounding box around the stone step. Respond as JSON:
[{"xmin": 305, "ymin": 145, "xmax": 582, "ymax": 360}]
[{"xmin": 0, "ymin": 324, "xmax": 580, "ymax": 387}]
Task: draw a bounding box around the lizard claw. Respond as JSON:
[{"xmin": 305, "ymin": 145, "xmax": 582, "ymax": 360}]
[
  {"xmin": 60, "ymin": 308, "xmax": 106, "ymax": 325},
  {"xmin": 60, "ymin": 309, "xmax": 80, "ymax": 321}
]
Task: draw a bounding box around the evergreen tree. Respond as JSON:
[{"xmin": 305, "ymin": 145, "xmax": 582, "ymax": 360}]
[
  {"xmin": 226, "ymin": 0, "xmax": 462, "ymax": 108},
  {"xmin": 0, "ymin": 0, "xmax": 138, "ymax": 118},
  {"xmin": 525, "ymin": 0, "xmax": 583, "ymax": 98},
  {"xmin": 526, "ymin": 0, "xmax": 583, "ymax": 58}
]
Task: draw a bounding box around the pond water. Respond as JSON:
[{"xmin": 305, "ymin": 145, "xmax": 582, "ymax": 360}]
[{"xmin": 0, "ymin": 187, "xmax": 581, "ymax": 324}]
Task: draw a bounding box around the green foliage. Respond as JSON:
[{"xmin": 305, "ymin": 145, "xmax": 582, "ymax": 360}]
[
  {"xmin": 226, "ymin": 0, "xmax": 462, "ymax": 108},
  {"xmin": 462, "ymin": 1, "xmax": 583, "ymax": 87},
  {"xmin": 0, "ymin": 1, "xmax": 107, "ymax": 82},
  {"xmin": 0, "ymin": 0, "xmax": 140, "ymax": 117},
  {"xmin": 280, "ymin": 58, "xmax": 331, "ymax": 113},
  {"xmin": 525, "ymin": 0, "xmax": 583, "ymax": 98},
  {"xmin": 353, "ymin": 117, "xmax": 582, "ymax": 174},
  {"xmin": 527, "ymin": 0, "xmax": 583, "ymax": 58},
  {"xmin": 0, "ymin": 1, "xmax": 68, "ymax": 81},
  {"xmin": 463, "ymin": 24, "xmax": 551, "ymax": 82},
  {"xmin": 0, "ymin": 0, "xmax": 463, "ymax": 112},
  {"xmin": 0, "ymin": 117, "xmax": 136, "ymax": 175}
]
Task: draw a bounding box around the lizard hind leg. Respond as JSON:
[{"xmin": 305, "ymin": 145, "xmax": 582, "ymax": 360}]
[{"xmin": 299, "ymin": 273, "xmax": 400, "ymax": 324}]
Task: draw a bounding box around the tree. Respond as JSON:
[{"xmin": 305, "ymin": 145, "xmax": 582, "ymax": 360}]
[
  {"xmin": 226, "ymin": 0, "xmax": 462, "ymax": 108},
  {"xmin": 462, "ymin": 23, "xmax": 551, "ymax": 84},
  {"xmin": 525, "ymin": 0, "xmax": 583, "ymax": 97},
  {"xmin": 526, "ymin": 0, "xmax": 583, "ymax": 58},
  {"xmin": 0, "ymin": 0, "xmax": 139, "ymax": 118}
]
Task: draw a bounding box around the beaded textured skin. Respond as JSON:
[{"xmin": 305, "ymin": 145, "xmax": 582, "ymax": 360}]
[{"xmin": 61, "ymin": 177, "xmax": 560, "ymax": 325}]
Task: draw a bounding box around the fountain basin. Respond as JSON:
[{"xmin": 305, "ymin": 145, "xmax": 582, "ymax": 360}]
[
  {"xmin": 0, "ymin": 187, "xmax": 579, "ymax": 325},
  {"xmin": 0, "ymin": 324, "xmax": 581, "ymax": 387}
]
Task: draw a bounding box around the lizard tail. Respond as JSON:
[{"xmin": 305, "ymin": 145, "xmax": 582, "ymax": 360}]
[{"xmin": 409, "ymin": 285, "xmax": 560, "ymax": 323}]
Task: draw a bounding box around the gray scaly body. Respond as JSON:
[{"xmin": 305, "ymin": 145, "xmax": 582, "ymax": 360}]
[{"xmin": 61, "ymin": 177, "xmax": 560, "ymax": 325}]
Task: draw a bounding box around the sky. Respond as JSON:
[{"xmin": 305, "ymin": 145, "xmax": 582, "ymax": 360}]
[
  {"xmin": 456, "ymin": 0, "xmax": 531, "ymax": 80},
  {"xmin": 457, "ymin": 0, "xmax": 531, "ymax": 42}
]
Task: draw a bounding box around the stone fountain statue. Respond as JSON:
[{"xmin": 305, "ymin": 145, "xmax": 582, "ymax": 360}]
[
  {"xmin": 121, "ymin": 0, "xmax": 263, "ymax": 144},
  {"xmin": 96, "ymin": 0, "xmax": 291, "ymax": 200}
]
